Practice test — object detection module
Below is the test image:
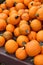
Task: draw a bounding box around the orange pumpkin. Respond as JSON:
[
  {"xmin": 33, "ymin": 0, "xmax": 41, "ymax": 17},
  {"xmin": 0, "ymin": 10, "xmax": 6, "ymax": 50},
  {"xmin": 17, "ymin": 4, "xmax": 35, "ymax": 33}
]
[
  {"xmin": 30, "ymin": 19, "xmax": 42, "ymax": 31},
  {"xmin": 19, "ymin": 24, "xmax": 30, "ymax": 35},
  {"xmin": 17, "ymin": 35, "xmax": 29, "ymax": 46},
  {"xmin": 5, "ymin": 39, "xmax": 18, "ymax": 54},
  {"xmin": 6, "ymin": 0, "xmax": 14, "ymax": 8},
  {"xmin": 34, "ymin": 55, "xmax": 43, "ymax": 65},
  {"xmin": 28, "ymin": 31, "xmax": 37, "ymax": 41},
  {"xmin": 0, "ymin": 19, "xmax": 7, "ymax": 31},
  {"xmin": 15, "ymin": 47, "xmax": 27, "ymax": 60},
  {"xmin": 36, "ymin": 7, "xmax": 43, "ymax": 21},
  {"xmin": 7, "ymin": 14, "xmax": 20, "ymax": 25},
  {"xmin": 26, "ymin": 40, "xmax": 41, "ymax": 56},
  {"xmin": 36, "ymin": 30, "xmax": 43, "ymax": 42},
  {"xmin": 0, "ymin": 36, "xmax": 5, "ymax": 47}
]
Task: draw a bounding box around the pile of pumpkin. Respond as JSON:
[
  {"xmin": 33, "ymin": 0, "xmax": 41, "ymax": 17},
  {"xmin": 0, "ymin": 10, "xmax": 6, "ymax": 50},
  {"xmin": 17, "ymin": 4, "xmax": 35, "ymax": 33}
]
[{"xmin": 0, "ymin": 0, "xmax": 43, "ymax": 65}]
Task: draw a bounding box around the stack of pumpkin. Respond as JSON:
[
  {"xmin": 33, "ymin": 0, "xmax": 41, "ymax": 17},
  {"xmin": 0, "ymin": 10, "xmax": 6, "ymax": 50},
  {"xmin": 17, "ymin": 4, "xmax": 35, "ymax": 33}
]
[{"xmin": 0, "ymin": 0, "xmax": 43, "ymax": 65}]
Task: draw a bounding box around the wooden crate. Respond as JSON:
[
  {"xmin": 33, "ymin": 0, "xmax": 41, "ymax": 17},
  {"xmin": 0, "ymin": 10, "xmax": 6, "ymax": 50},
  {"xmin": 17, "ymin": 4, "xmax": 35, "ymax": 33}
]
[{"xmin": 0, "ymin": 47, "xmax": 33, "ymax": 65}]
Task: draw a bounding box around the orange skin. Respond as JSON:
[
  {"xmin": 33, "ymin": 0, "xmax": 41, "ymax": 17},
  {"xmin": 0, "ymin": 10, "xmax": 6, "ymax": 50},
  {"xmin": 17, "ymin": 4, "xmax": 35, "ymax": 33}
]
[
  {"xmin": 0, "ymin": 8, "xmax": 2, "ymax": 13},
  {"xmin": 21, "ymin": 13, "xmax": 29, "ymax": 21},
  {"xmin": 18, "ymin": 9, "xmax": 25, "ymax": 16},
  {"xmin": 30, "ymin": 19, "xmax": 42, "ymax": 31},
  {"xmin": 7, "ymin": 14, "xmax": 20, "ymax": 25},
  {"xmin": 15, "ymin": 47, "xmax": 27, "ymax": 60},
  {"xmin": 36, "ymin": 7, "xmax": 43, "ymax": 21},
  {"xmin": 36, "ymin": 30, "xmax": 43, "ymax": 42},
  {"xmin": 3, "ymin": 9, "xmax": 9, "ymax": 15},
  {"xmin": 28, "ymin": 1, "xmax": 41, "ymax": 9},
  {"xmin": 17, "ymin": 35, "xmax": 29, "ymax": 47},
  {"xmin": 35, "ymin": 2, "xmax": 41, "ymax": 6},
  {"xmin": 19, "ymin": 20, "xmax": 28, "ymax": 26},
  {"xmin": 15, "ymin": 3, "xmax": 25, "ymax": 11},
  {"xmin": 10, "ymin": 7, "xmax": 16, "ymax": 12},
  {"xmin": 14, "ymin": 0, "xmax": 24, "ymax": 3},
  {"xmin": 28, "ymin": 31, "xmax": 37, "ymax": 41},
  {"xmin": 24, "ymin": 0, "xmax": 32, "ymax": 6},
  {"xmin": 14, "ymin": 27, "xmax": 20, "ymax": 37},
  {"xmin": 34, "ymin": 0, "xmax": 43, "ymax": 3},
  {"xmin": 0, "ymin": 13, "xmax": 8, "ymax": 20},
  {"xmin": 34, "ymin": 0, "xmax": 40, "ymax": 2},
  {"xmin": 3, "ymin": 31, "xmax": 13, "ymax": 41},
  {"xmin": 29, "ymin": 6, "xmax": 38, "ymax": 19},
  {"xmin": 0, "ymin": 19, "xmax": 7, "ymax": 31},
  {"xmin": 40, "ymin": 0, "xmax": 43, "ymax": 3},
  {"xmin": 6, "ymin": 0, "xmax": 14, "ymax": 8},
  {"xmin": 34, "ymin": 55, "xmax": 43, "ymax": 65},
  {"xmin": 9, "ymin": 10, "xmax": 17, "ymax": 16},
  {"xmin": 6, "ymin": 24, "xmax": 15, "ymax": 33},
  {"xmin": 5, "ymin": 40, "xmax": 18, "ymax": 54},
  {"xmin": 19, "ymin": 24, "xmax": 30, "ymax": 35},
  {"xmin": 24, "ymin": 9, "xmax": 29, "ymax": 13},
  {"xmin": 25, "ymin": 40, "xmax": 41, "ymax": 57},
  {"xmin": 0, "ymin": 3, "xmax": 7, "ymax": 9},
  {"xmin": 0, "ymin": 36, "xmax": 5, "ymax": 47}
]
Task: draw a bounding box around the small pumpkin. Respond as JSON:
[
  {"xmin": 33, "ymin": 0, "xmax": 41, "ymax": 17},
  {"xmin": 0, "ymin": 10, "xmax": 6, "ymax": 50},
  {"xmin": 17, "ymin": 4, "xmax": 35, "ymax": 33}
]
[
  {"xmin": 7, "ymin": 14, "xmax": 20, "ymax": 25},
  {"xmin": 6, "ymin": 24, "xmax": 15, "ymax": 33},
  {"xmin": 0, "ymin": 19, "xmax": 7, "ymax": 31},
  {"xmin": 14, "ymin": 27, "xmax": 20, "ymax": 37},
  {"xmin": 17, "ymin": 35, "xmax": 29, "ymax": 46},
  {"xmin": 5, "ymin": 39, "xmax": 18, "ymax": 54},
  {"xmin": 15, "ymin": 47, "xmax": 27, "ymax": 60},
  {"xmin": 36, "ymin": 7, "xmax": 43, "ymax": 21},
  {"xmin": 0, "ymin": 36, "xmax": 5, "ymax": 47},
  {"xmin": 3, "ymin": 31, "xmax": 13, "ymax": 41},
  {"xmin": 36, "ymin": 30, "xmax": 43, "ymax": 42},
  {"xmin": 19, "ymin": 24, "xmax": 30, "ymax": 35},
  {"xmin": 34, "ymin": 55, "xmax": 43, "ymax": 65},
  {"xmin": 15, "ymin": 3, "xmax": 25, "ymax": 11},
  {"xmin": 28, "ymin": 31, "xmax": 37, "ymax": 41},
  {"xmin": 30, "ymin": 19, "xmax": 42, "ymax": 31},
  {"xmin": 25, "ymin": 40, "xmax": 41, "ymax": 56},
  {"xmin": 21, "ymin": 13, "xmax": 29, "ymax": 21}
]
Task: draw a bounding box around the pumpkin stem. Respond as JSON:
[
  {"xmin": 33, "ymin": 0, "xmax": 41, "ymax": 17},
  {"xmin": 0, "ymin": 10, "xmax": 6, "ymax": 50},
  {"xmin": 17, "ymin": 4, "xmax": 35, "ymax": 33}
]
[
  {"xmin": 40, "ymin": 42, "xmax": 43, "ymax": 46},
  {"xmin": 22, "ymin": 41, "xmax": 26, "ymax": 47},
  {"xmin": 29, "ymin": 20, "xmax": 31, "ymax": 23},
  {"xmin": 13, "ymin": 36, "xmax": 17, "ymax": 41},
  {"xmin": 30, "ymin": 58, "xmax": 34, "ymax": 62},
  {"xmin": 28, "ymin": 21, "xmax": 30, "ymax": 25},
  {"xmin": 22, "ymin": 47, "xmax": 25, "ymax": 49},
  {"xmin": 35, "ymin": 14, "xmax": 39, "ymax": 17},
  {"xmin": 0, "ymin": 34, "xmax": 3, "ymax": 36},
  {"xmin": 15, "ymin": 16, "xmax": 19, "ymax": 19},
  {"xmin": 25, "ymin": 30, "xmax": 29, "ymax": 34},
  {"xmin": 13, "ymin": 2, "xmax": 17, "ymax": 7},
  {"xmin": 31, "ymin": 2, "xmax": 33, "ymax": 5}
]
